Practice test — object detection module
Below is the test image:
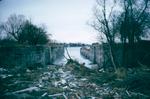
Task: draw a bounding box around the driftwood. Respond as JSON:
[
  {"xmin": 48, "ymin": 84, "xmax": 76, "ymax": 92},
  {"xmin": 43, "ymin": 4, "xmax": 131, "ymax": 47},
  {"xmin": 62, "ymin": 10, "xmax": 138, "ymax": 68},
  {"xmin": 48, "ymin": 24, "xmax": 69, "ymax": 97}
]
[
  {"xmin": 63, "ymin": 92, "xmax": 68, "ymax": 99},
  {"xmin": 39, "ymin": 92, "xmax": 48, "ymax": 99},
  {"xmin": 12, "ymin": 87, "xmax": 39, "ymax": 94},
  {"xmin": 65, "ymin": 47, "xmax": 72, "ymax": 60},
  {"xmin": 48, "ymin": 92, "xmax": 82, "ymax": 99},
  {"xmin": 126, "ymin": 90, "xmax": 131, "ymax": 97},
  {"xmin": 63, "ymin": 54, "xmax": 68, "ymax": 60},
  {"xmin": 75, "ymin": 93, "xmax": 81, "ymax": 99},
  {"xmin": 48, "ymin": 93, "xmax": 63, "ymax": 97}
]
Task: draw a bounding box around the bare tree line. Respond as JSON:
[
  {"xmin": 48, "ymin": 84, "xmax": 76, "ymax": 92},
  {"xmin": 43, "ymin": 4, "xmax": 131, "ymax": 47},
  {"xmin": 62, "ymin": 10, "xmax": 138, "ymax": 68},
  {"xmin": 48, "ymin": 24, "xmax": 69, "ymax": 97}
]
[
  {"xmin": 0, "ymin": 14, "xmax": 50, "ymax": 45},
  {"xmin": 91, "ymin": 0, "xmax": 150, "ymax": 71}
]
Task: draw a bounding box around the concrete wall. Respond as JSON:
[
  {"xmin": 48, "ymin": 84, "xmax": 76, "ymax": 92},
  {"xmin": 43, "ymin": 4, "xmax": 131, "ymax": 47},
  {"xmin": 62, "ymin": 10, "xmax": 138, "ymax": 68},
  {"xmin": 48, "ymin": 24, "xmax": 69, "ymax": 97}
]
[
  {"xmin": 50, "ymin": 45, "xmax": 64, "ymax": 63},
  {"xmin": 80, "ymin": 41, "xmax": 150, "ymax": 68},
  {"xmin": 0, "ymin": 45, "xmax": 64, "ymax": 67},
  {"xmin": 80, "ymin": 44, "xmax": 105, "ymax": 67}
]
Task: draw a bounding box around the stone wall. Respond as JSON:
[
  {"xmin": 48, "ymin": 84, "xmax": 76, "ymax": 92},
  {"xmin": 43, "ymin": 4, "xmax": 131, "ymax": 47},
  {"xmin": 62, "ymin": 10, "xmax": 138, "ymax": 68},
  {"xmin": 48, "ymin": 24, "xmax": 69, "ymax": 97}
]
[{"xmin": 0, "ymin": 45, "xmax": 64, "ymax": 67}]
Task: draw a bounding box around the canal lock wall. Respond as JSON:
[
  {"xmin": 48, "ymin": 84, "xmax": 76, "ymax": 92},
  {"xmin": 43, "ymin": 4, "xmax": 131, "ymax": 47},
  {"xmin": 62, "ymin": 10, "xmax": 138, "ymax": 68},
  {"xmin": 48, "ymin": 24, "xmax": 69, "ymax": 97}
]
[
  {"xmin": 80, "ymin": 41, "xmax": 150, "ymax": 69},
  {"xmin": 0, "ymin": 44, "xmax": 64, "ymax": 68},
  {"xmin": 80, "ymin": 44, "xmax": 111, "ymax": 69}
]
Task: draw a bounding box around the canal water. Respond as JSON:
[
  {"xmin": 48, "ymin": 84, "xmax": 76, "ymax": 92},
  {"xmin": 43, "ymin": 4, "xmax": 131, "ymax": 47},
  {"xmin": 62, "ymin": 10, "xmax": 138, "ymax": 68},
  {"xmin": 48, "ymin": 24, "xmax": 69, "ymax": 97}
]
[{"xmin": 54, "ymin": 47, "xmax": 92, "ymax": 68}]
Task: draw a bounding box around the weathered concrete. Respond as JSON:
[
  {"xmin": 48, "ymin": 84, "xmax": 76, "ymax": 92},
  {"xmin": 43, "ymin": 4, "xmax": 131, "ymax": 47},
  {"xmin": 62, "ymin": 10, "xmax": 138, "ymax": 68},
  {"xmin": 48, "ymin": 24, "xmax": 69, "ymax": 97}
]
[
  {"xmin": 0, "ymin": 44, "xmax": 64, "ymax": 67},
  {"xmin": 80, "ymin": 41, "xmax": 150, "ymax": 68},
  {"xmin": 80, "ymin": 44, "xmax": 105, "ymax": 67}
]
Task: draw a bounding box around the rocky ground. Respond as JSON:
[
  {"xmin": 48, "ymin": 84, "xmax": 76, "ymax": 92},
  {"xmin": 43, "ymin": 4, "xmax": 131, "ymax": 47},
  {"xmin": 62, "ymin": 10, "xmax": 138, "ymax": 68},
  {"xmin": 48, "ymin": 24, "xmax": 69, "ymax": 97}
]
[{"xmin": 0, "ymin": 61, "xmax": 149, "ymax": 99}]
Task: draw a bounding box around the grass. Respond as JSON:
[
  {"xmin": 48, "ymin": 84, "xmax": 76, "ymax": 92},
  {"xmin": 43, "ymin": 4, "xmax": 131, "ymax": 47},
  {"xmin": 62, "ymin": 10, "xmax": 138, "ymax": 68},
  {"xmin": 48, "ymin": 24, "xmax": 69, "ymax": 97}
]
[
  {"xmin": 123, "ymin": 70, "xmax": 150, "ymax": 96},
  {"xmin": 66, "ymin": 59, "xmax": 150, "ymax": 98}
]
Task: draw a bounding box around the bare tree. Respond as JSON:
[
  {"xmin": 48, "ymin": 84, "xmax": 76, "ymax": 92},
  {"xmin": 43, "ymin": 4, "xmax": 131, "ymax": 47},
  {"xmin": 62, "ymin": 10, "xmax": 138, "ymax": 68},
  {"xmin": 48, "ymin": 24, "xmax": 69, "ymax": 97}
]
[
  {"xmin": 119, "ymin": 0, "xmax": 150, "ymax": 43},
  {"xmin": 0, "ymin": 14, "xmax": 49, "ymax": 45},
  {"xmin": 91, "ymin": 0, "xmax": 150, "ymax": 69},
  {"xmin": 19, "ymin": 20, "xmax": 49, "ymax": 45},
  {"xmin": 118, "ymin": 0, "xmax": 150, "ymax": 66},
  {"xmin": 0, "ymin": 14, "xmax": 26, "ymax": 41},
  {"xmin": 91, "ymin": 0, "xmax": 119, "ymax": 71}
]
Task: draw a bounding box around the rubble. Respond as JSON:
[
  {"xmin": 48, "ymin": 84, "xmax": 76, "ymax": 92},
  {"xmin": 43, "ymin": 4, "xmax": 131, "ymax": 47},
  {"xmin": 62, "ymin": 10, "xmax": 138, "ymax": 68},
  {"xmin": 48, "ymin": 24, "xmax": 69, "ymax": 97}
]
[{"xmin": 0, "ymin": 63, "xmax": 149, "ymax": 98}]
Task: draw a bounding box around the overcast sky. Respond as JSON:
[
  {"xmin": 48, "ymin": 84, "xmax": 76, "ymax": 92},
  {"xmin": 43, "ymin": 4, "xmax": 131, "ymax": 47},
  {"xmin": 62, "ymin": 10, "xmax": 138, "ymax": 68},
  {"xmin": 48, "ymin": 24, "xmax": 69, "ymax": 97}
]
[{"xmin": 0, "ymin": 0, "xmax": 98, "ymax": 44}]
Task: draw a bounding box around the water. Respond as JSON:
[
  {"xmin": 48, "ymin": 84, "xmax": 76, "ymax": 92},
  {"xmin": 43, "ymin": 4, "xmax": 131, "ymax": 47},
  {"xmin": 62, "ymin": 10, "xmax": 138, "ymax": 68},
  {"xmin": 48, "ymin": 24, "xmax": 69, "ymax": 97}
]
[{"xmin": 54, "ymin": 47, "xmax": 92, "ymax": 68}]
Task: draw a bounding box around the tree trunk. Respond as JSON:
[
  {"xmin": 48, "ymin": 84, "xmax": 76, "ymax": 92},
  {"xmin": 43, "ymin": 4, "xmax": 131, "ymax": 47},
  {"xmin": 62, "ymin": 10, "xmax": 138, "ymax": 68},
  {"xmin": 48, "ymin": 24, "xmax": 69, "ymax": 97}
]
[
  {"xmin": 108, "ymin": 42, "xmax": 117, "ymax": 72},
  {"xmin": 121, "ymin": 38, "xmax": 127, "ymax": 67}
]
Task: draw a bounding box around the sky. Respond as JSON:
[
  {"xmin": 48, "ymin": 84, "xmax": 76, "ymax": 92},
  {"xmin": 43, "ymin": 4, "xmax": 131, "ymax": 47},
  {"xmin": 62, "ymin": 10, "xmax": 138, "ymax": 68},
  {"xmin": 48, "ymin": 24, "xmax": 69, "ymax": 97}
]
[{"xmin": 0, "ymin": 0, "xmax": 98, "ymax": 44}]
